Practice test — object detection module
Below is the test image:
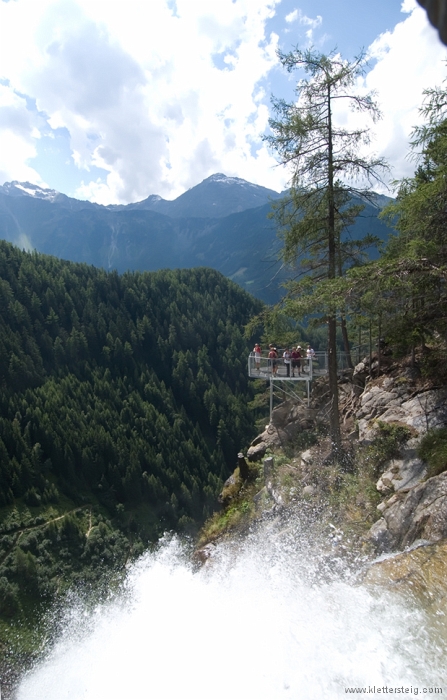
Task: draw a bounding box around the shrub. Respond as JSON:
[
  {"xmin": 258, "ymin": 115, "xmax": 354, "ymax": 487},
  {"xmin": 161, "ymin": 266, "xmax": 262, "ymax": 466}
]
[{"xmin": 417, "ymin": 427, "xmax": 447, "ymax": 479}]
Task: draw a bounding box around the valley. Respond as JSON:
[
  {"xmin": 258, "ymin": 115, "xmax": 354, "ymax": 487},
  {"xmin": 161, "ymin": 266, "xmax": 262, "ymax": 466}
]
[{"xmin": 0, "ymin": 175, "xmax": 392, "ymax": 305}]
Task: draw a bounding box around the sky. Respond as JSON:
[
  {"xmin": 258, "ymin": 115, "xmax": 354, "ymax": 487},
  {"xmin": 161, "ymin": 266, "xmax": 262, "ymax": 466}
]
[{"xmin": 0, "ymin": 0, "xmax": 446, "ymax": 205}]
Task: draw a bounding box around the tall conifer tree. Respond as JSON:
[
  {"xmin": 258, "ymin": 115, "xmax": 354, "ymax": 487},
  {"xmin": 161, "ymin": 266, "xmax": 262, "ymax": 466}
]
[{"xmin": 265, "ymin": 47, "xmax": 387, "ymax": 454}]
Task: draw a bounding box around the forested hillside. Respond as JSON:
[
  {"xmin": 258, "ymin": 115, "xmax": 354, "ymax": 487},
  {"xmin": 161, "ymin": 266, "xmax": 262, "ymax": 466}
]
[
  {"xmin": 0, "ymin": 241, "xmax": 263, "ymax": 631},
  {"xmin": 0, "ymin": 176, "xmax": 391, "ymax": 304}
]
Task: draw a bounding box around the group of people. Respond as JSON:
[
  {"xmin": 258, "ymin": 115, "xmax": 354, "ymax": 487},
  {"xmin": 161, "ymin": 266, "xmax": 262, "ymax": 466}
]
[{"xmin": 252, "ymin": 343, "xmax": 315, "ymax": 377}]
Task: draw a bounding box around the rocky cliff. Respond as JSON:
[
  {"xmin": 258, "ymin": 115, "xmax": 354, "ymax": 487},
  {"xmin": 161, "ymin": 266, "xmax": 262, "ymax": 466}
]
[{"xmin": 197, "ymin": 354, "xmax": 447, "ymax": 616}]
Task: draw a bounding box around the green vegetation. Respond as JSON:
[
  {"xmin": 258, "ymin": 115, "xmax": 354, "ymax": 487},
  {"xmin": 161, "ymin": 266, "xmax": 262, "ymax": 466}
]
[
  {"xmin": 253, "ymin": 60, "xmax": 447, "ymax": 405},
  {"xmin": 197, "ymin": 462, "xmax": 262, "ymax": 546},
  {"xmin": 263, "ymin": 47, "xmax": 388, "ymax": 451},
  {"xmin": 365, "ymin": 421, "xmax": 414, "ymax": 473},
  {"xmin": 197, "ymin": 422, "xmax": 411, "ymax": 552},
  {"xmin": 0, "ymin": 241, "xmax": 265, "ymax": 645},
  {"xmin": 418, "ymin": 427, "xmax": 447, "ymax": 478},
  {"xmin": 307, "ymin": 75, "xmax": 447, "ymax": 372}
]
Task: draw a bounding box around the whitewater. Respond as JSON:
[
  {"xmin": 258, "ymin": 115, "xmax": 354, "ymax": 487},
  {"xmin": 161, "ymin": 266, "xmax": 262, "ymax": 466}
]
[{"xmin": 17, "ymin": 522, "xmax": 446, "ymax": 700}]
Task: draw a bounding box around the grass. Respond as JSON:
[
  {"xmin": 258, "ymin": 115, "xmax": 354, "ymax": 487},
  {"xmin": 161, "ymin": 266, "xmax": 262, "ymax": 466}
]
[
  {"xmin": 197, "ymin": 463, "xmax": 262, "ymax": 547},
  {"xmin": 417, "ymin": 427, "xmax": 447, "ymax": 479}
]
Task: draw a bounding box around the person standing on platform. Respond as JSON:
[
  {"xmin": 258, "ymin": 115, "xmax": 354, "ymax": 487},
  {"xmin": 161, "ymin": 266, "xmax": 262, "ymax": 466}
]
[
  {"xmin": 283, "ymin": 348, "xmax": 291, "ymax": 377},
  {"xmin": 268, "ymin": 345, "xmax": 278, "ymax": 376},
  {"xmin": 295, "ymin": 346, "xmax": 302, "ymax": 376},
  {"xmin": 253, "ymin": 343, "xmax": 261, "ymax": 371},
  {"xmin": 291, "ymin": 347, "xmax": 299, "ymax": 377},
  {"xmin": 306, "ymin": 344, "xmax": 315, "ymax": 373}
]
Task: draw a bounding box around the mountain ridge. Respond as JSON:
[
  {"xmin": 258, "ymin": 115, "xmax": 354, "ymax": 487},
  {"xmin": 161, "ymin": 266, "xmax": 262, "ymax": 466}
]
[
  {"xmin": 0, "ymin": 174, "xmax": 393, "ymax": 304},
  {"xmin": 0, "ymin": 173, "xmax": 284, "ymax": 218}
]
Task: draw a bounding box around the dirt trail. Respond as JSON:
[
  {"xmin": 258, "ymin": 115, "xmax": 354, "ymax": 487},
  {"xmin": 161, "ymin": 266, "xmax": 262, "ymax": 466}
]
[{"xmin": 0, "ymin": 506, "xmax": 91, "ymax": 566}]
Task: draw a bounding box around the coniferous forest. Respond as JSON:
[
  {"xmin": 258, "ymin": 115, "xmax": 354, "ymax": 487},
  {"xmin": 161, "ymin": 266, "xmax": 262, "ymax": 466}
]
[{"xmin": 0, "ymin": 240, "xmax": 263, "ymax": 628}]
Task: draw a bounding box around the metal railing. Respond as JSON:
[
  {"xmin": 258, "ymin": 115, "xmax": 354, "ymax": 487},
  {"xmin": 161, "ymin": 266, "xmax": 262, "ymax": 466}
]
[
  {"xmin": 248, "ymin": 353, "xmax": 313, "ymax": 380},
  {"xmin": 248, "ymin": 351, "xmax": 354, "ymax": 380}
]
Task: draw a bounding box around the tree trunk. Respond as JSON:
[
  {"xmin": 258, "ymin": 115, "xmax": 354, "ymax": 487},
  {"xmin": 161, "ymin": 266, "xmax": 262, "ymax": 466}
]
[
  {"xmin": 326, "ymin": 84, "xmax": 342, "ymax": 456},
  {"xmin": 341, "ymin": 316, "xmax": 353, "ymax": 368},
  {"xmin": 328, "ymin": 317, "xmax": 341, "ymax": 455}
]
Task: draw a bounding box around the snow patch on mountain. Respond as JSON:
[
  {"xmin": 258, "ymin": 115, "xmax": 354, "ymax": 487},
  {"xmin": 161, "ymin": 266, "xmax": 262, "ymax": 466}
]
[
  {"xmin": 3, "ymin": 181, "xmax": 60, "ymax": 202},
  {"xmin": 207, "ymin": 173, "xmax": 258, "ymax": 188}
]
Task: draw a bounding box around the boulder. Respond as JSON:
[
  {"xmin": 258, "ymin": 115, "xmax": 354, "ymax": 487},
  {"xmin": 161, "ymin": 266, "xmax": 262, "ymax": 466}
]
[
  {"xmin": 194, "ymin": 543, "xmax": 217, "ymax": 567},
  {"xmin": 301, "ymin": 449, "xmax": 313, "ymax": 466},
  {"xmin": 247, "ymin": 441, "xmax": 267, "ymax": 462},
  {"xmin": 400, "ymin": 388, "xmax": 447, "ymax": 433}
]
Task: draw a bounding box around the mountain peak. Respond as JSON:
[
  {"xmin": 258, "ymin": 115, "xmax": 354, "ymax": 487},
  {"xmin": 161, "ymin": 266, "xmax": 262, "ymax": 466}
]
[
  {"xmin": 1, "ymin": 181, "xmax": 61, "ymax": 202},
  {"xmin": 205, "ymin": 173, "xmax": 254, "ymax": 187}
]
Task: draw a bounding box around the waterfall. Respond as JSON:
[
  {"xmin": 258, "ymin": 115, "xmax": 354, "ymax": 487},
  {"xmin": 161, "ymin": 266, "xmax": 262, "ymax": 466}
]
[{"xmin": 17, "ymin": 523, "xmax": 445, "ymax": 700}]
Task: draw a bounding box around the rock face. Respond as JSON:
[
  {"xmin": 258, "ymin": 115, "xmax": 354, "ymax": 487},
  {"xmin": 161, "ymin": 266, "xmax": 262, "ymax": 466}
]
[
  {"xmin": 249, "ymin": 401, "xmax": 316, "ymax": 451},
  {"xmin": 370, "ymin": 472, "xmax": 447, "ymax": 552},
  {"xmin": 356, "ymin": 376, "xmax": 447, "ymax": 443},
  {"xmin": 245, "ymin": 361, "xmax": 447, "ymax": 556},
  {"xmin": 376, "ymin": 442, "xmax": 426, "ymax": 495},
  {"xmin": 362, "ymin": 539, "xmax": 447, "ymax": 616},
  {"xmin": 351, "ymin": 368, "xmax": 447, "ymax": 552}
]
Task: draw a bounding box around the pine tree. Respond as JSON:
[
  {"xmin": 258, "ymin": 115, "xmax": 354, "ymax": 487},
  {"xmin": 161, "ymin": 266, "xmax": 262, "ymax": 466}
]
[{"xmin": 265, "ymin": 47, "xmax": 387, "ymax": 454}]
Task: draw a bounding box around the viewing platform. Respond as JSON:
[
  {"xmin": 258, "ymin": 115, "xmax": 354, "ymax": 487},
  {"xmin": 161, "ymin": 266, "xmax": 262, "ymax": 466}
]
[
  {"xmin": 247, "ymin": 351, "xmax": 353, "ymax": 380},
  {"xmin": 248, "ymin": 353, "xmax": 324, "ymax": 380},
  {"xmin": 248, "ymin": 351, "xmax": 353, "ymax": 417}
]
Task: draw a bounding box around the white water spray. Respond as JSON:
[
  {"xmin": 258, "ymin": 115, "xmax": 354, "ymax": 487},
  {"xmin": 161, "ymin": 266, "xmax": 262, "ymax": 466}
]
[{"xmin": 17, "ymin": 525, "xmax": 446, "ymax": 700}]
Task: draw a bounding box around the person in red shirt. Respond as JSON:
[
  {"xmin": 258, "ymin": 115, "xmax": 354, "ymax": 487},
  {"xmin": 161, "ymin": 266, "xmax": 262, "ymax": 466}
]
[
  {"xmin": 291, "ymin": 346, "xmax": 302, "ymax": 376},
  {"xmin": 268, "ymin": 344, "xmax": 278, "ymax": 375}
]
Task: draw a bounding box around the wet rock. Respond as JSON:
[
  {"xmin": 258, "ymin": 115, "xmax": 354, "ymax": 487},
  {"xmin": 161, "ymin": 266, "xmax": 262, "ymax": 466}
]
[
  {"xmin": 263, "ymin": 456, "xmax": 274, "ymax": 480},
  {"xmin": 302, "ymin": 485, "xmax": 316, "ymax": 497},
  {"xmin": 194, "ymin": 543, "xmax": 217, "ymax": 567},
  {"xmin": 362, "ymin": 539, "xmax": 447, "ymax": 615},
  {"xmin": 253, "ymin": 486, "xmax": 267, "ymax": 506},
  {"xmin": 266, "ymin": 480, "xmax": 284, "ymax": 507},
  {"xmin": 368, "ymin": 517, "xmax": 395, "ymax": 552}
]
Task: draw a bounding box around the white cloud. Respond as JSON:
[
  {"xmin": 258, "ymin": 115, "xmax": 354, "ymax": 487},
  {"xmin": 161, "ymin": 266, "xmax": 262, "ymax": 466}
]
[
  {"xmin": 0, "ymin": 83, "xmax": 45, "ymax": 185},
  {"xmin": 1, "ymin": 0, "xmax": 443, "ymax": 204},
  {"xmin": 284, "ymin": 6, "xmax": 322, "ymax": 43},
  {"xmin": 285, "ymin": 9, "xmax": 298, "ymax": 23},
  {"xmin": 285, "ymin": 7, "xmax": 321, "ymax": 28},
  {"xmin": 365, "ymin": 1, "xmax": 447, "ymax": 189},
  {"xmin": 0, "ymin": 0, "xmax": 286, "ymax": 203}
]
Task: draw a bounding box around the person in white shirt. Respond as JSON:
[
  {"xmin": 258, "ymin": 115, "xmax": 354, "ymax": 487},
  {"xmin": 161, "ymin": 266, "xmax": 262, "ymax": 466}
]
[{"xmin": 283, "ymin": 348, "xmax": 291, "ymax": 377}]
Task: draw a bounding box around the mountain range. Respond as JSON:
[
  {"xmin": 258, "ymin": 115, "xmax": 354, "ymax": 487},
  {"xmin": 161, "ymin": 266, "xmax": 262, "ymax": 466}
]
[{"xmin": 0, "ymin": 174, "xmax": 392, "ymax": 304}]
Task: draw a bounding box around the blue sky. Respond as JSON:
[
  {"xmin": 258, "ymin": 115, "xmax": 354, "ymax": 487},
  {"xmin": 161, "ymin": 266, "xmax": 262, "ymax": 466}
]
[{"xmin": 0, "ymin": 0, "xmax": 445, "ymax": 204}]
